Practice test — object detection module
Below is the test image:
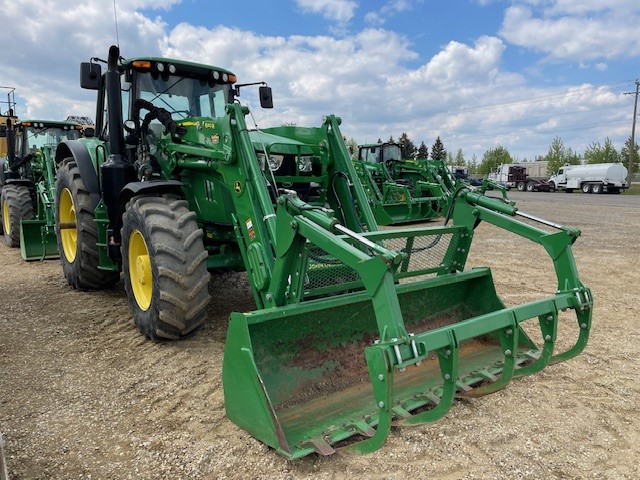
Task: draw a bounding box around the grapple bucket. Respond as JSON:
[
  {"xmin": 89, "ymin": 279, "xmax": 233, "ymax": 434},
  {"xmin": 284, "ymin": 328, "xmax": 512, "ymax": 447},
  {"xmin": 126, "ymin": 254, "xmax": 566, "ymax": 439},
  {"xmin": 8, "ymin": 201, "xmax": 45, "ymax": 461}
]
[
  {"xmin": 19, "ymin": 219, "xmax": 58, "ymax": 260},
  {"xmin": 222, "ymin": 192, "xmax": 591, "ymax": 458}
]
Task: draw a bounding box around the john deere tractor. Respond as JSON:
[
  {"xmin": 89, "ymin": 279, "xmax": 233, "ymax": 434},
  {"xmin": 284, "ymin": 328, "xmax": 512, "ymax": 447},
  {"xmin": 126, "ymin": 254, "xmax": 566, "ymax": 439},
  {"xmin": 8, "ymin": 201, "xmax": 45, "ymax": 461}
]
[
  {"xmin": 1, "ymin": 119, "xmax": 83, "ymax": 257},
  {"xmin": 354, "ymin": 142, "xmax": 457, "ymax": 225},
  {"xmin": 56, "ymin": 45, "xmax": 592, "ymax": 457}
]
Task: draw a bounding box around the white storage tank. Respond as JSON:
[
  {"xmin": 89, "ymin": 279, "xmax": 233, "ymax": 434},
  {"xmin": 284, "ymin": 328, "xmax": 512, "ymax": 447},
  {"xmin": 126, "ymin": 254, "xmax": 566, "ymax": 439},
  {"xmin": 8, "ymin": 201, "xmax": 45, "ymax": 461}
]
[{"xmin": 564, "ymin": 163, "xmax": 627, "ymax": 182}]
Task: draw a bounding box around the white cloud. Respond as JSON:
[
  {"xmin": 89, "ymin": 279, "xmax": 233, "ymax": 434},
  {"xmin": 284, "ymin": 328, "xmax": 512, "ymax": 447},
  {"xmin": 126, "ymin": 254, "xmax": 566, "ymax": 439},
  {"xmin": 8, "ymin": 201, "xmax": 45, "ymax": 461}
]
[
  {"xmin": 295, "ymin": 0, "xmax": 357, "ymax": 23},
  {"xmin": 0, "ymin": 0, "xmax": 633, "ymax": 161},
  {"xmin": 500, "ymin": 2, "xmax": 640, "ymax": 62},
  {"xmin": 364, "ymin": 0, "xmax": 414, "ymax": 26}
]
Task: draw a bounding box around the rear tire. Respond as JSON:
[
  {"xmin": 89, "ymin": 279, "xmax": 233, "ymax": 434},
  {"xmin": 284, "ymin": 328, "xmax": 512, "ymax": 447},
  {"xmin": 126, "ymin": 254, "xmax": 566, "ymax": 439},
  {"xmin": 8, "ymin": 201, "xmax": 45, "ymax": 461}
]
[
  {"xmin": 548, "ymin": 181, "xmax": 556, "ymax": 192},
  {"xmin": 121, "ymin": 195, "xmax": 211, "ymax": 340},
  {"xmin": 591, "ymin": 184, "xmax": 602, "ymax": 194},
  {"xmin": 526, "ymin": 182, "xmax": 535, "ymax": 192},
  {"xmin": 55, "ymin": 158, "xmax": 119, "ymax": 289},
  {"xmin": 1, "ymin": 184, "xmax": 34, "ymax": 247},
  {"xmin": 517, "ymin": 182, "xmax": 525, "ymax": 191},
  {"xmin": 581, "ymin": 183, "xmax": 591, "ymax": 193}
]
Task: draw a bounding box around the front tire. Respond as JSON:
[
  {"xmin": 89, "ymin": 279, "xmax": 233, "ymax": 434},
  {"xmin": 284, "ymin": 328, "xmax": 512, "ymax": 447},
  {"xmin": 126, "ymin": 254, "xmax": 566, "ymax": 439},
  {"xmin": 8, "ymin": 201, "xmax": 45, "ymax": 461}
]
[
  {"xmin": 581, "ymin": 183, "xmax": 591, "ymax": 193},
  {"xmin": 1, "ymin": 184, "xmax": 34, "ymax": 247},
  {"xmin": 121, "ymin": 195, "xmax": 211, "ymax": 340},
  {"xmin": 55, "ymin": 158, "xmax": 119, "ymax": 289}
]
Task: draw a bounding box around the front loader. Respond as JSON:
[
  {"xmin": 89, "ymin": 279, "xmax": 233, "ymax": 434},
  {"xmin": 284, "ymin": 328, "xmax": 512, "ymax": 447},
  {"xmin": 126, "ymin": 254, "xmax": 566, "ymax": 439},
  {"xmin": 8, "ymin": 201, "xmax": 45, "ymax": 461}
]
[
  {"xmin": 0, "ymin": 119, "xmax": 83, "ymax": 258},
  {"xmin": 354, "ymin": 142, "xmax": 457, "ymax": 225},
  {"xmin": 58, "ymin": 45, "xmax": 592, "ymax": 458}
]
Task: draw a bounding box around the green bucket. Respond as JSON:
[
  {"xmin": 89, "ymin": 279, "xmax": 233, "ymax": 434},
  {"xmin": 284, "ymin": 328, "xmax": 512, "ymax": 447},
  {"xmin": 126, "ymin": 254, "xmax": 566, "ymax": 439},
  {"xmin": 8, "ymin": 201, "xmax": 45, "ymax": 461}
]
[
  {"xmin": 20, "ymin": 219, "xmax": 58, "ymax": 260},
  {"xmin": 222, "ymin": 267, "xmax": 566, "ymax": 458}
]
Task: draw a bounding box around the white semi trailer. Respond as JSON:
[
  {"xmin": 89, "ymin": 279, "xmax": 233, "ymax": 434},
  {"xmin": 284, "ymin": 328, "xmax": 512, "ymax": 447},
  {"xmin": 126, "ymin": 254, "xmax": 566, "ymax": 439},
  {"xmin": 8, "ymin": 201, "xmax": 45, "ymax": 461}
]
[{"xmin": 548, "ymin": 163, "xmax": 628, "ymax": 193}]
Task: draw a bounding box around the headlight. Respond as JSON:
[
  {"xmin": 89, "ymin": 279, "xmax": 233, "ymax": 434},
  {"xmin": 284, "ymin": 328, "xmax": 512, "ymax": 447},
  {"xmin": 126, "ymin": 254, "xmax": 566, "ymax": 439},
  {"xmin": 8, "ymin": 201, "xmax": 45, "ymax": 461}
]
[
  {"xmin": 298, "ymin": 156, "xmax": 313, "ymax": 173},
  {"xmin": 268, "ymin": 154, "xmax": 284, "ymax": 171}
]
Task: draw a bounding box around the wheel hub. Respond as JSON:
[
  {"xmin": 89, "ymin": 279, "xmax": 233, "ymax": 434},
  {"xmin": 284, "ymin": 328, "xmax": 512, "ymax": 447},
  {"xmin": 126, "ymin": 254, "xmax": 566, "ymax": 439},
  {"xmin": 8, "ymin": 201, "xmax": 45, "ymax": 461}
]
[
  {"xmin": 129, "ymin": 230, "xmax": 152, "ymax": 311},
  {"xmin": 59, "ymin": 188, "xmax": 78, "ymax": 262},
  {"xmin": 135, "ymin": 253, "xmax": 151, "ymax": 286}
]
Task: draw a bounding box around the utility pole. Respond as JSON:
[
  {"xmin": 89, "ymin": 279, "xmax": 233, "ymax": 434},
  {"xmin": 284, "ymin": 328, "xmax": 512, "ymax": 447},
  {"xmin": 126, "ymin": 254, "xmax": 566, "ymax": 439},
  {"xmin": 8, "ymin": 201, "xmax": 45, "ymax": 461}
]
[{"xmin": 625, "ymin": 80, "xmax": 639, "ymax": 188}]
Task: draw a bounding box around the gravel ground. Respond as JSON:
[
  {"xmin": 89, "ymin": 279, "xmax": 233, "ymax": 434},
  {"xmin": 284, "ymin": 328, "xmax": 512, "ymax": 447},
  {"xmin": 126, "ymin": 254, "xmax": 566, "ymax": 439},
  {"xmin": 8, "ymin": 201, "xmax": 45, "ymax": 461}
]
[{"xmin": 1, "ymin": 191, "xmax": 639, "ymax": 479}]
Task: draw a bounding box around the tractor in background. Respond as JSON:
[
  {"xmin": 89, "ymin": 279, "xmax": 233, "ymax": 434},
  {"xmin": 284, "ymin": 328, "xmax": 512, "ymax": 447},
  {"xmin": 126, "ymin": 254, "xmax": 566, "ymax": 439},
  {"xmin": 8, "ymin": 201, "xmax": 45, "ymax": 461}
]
[
  {"xmin": 1, "ymin": 119, "xmax": 83, "ymax": 257},
  {"xmin": 354, "ymin": 142, "xmax": 457, "ymax": 224}
]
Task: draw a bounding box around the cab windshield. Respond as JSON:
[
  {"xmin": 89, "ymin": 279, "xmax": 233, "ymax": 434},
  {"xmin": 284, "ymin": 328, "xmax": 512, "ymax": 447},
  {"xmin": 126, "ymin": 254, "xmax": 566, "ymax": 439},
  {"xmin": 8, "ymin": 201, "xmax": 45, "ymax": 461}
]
[
  {"xmin": 22, "ymin": 126, "xmax": 81, "ymax": 153},
  {"xmin": 136, "ymin": 71, "xmax": 230, "ymax": 120},
  {"xmin": 360, "ymin": 144, "xmax": 402, "ymax": 163}
]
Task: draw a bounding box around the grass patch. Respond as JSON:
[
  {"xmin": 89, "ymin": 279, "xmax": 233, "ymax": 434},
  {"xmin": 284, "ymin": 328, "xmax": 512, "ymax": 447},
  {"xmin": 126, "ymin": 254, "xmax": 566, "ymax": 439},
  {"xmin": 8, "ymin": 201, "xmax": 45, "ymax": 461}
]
[{"xmin": 624, "ymin": 184, "xmax": 640, "ymax": 195}]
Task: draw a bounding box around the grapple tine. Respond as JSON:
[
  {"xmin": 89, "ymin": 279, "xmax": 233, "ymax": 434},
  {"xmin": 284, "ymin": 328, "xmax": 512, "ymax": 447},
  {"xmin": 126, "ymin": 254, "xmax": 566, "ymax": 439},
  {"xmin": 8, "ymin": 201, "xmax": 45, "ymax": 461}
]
[
  {"xmin": 515, "ymin": 311, "xmax": 557, "ymax": 377},
  {"xmin": 340, "ymin": 345, "xmax": 393, "ymax": 455},
  {"xmin": 459, "ymin": 318, "xmax": 518, "ymax": 398},
  {"xmin": 549, "ymin": 289, "xmax": 592, "ymax": 365},
  {"xmin": 395, "ymin": 331, "xmax": 458, "ymax": 426}
]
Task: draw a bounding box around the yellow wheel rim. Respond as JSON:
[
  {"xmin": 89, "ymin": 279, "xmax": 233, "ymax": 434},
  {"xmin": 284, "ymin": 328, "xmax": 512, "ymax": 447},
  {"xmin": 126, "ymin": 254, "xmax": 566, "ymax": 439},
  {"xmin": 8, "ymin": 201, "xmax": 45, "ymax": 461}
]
[
  {"xmin": 59, "ymin": 188, "xmax": 77, "ymax": 262},
  {"xmin": 2, "ymin": 197, "xmax": 10, "ymax": 235},
  {"xmin": 129, "ymin": 229, "xmax": 152, "ymax": 311}
]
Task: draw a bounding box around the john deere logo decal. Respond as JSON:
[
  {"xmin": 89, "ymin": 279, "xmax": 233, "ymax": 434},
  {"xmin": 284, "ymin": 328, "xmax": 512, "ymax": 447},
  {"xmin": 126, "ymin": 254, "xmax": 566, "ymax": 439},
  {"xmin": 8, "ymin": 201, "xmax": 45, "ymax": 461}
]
[{"xmin": 233, "ymin": 181, "xmax": 242, "ymax": 193}]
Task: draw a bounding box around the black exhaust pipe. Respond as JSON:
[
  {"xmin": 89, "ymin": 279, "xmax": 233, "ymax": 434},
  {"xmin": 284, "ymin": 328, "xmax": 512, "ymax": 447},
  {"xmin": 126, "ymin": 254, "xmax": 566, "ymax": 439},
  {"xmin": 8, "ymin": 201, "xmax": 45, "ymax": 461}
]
[{"xmin": 101, "ymin": 45, "xmax": 135, "ymax": 254}]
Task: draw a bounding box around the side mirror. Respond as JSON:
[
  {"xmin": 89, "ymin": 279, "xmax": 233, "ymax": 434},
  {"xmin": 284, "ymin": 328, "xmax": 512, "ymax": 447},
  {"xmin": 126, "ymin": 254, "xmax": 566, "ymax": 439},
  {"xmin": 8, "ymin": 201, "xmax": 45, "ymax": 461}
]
[
  {"xmin": 80, "ymin": 62, "xmax": 102, "ymax": 90},
  {"xmin": 259, "ymin": 86, "xmax": 273, "ymax": 109}
]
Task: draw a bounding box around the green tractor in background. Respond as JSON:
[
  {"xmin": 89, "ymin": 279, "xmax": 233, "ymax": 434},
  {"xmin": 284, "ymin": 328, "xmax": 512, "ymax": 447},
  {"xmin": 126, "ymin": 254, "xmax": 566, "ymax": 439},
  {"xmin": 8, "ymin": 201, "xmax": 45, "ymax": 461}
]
[
  {"xmin": 55, "ymin": 45, "xmax": 592, "ymax": 458},
  {"xmin": 0, "ymin": 118, "xmax": 84, "ymax": 258},
  {"xmin": 354, "ymin": 141, "xmax": 458, "ymax": 225}
]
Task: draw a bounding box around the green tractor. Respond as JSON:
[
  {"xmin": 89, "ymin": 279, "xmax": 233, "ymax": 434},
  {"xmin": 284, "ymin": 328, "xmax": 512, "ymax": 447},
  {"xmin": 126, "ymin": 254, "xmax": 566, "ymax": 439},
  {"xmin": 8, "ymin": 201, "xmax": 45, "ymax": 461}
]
[
  {"xmin": 354, "ymin": 142, "xmax": 457, "ymax": 225},
  {"xmin": 58, "ymin": 45, "xmax": 591, "ymax": 458},
  {"xmin": 0, "ymin": 119, "xmax": 83, "ymax": 258}
]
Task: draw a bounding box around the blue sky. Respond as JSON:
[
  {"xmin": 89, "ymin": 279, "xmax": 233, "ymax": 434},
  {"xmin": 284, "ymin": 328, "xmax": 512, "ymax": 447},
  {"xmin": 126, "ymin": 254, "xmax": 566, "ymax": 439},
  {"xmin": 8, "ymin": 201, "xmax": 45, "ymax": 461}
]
[{"xmin": 1, "ymin": 0, "xmax": 639, "ymax": 161}]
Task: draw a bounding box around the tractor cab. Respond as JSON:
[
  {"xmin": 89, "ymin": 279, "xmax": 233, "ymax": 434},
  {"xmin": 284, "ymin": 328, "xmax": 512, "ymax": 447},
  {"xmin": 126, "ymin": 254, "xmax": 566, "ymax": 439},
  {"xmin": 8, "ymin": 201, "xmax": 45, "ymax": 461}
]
[{"xmin": 358, "ymin": 142, "xmax": 402, "ymax": 165}]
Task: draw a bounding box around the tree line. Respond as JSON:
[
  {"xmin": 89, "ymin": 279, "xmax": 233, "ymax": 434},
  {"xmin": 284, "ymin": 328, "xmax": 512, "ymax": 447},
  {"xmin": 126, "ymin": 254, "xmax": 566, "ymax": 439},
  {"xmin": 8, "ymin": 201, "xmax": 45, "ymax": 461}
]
[{"xmin": 345, "ymin": 133, "xmax": 639, "ymax": 177}]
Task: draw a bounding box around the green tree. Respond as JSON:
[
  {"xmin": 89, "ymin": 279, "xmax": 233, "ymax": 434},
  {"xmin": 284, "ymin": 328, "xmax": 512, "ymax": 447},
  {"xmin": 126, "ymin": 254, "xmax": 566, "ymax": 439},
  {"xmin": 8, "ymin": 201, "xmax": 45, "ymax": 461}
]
[
  {"xmin": 388, "ymin": 135, "xmax": 395, "ymax": 144},
  {"xmin": 431, "ymin": 136, "xmax": 446, "ymax": 161},
  {"xmin": 344, "ymin": 137, "xmax": 359, "ymax": 159},
  {"xmin": 544, "ymin": 136, "xmax": 581, "ymax": 175},
  {"xmin": 477, "ymin": 145, "xmax": 512, "ymax": 174},
  {"xmin": 416, "ymin": 141, "xmax": 429, "ymax": 160},
  {"xmin": 398, "ymin": 132, "xmax": 417, "ymax": 159},
  {"xmin": 453, "ymin": 148, "xmax": 465, "ymax": 166},
  {"xmin": 584, "ymin": 137, "xmax": 620, "ymax": 164},
  {"xmin": 620, "ymin": 135, "xmax": 639, "ymax": 173},
  {"xmin": 466, "ymin": 154, "xmax": 478, "ymax": 175}
]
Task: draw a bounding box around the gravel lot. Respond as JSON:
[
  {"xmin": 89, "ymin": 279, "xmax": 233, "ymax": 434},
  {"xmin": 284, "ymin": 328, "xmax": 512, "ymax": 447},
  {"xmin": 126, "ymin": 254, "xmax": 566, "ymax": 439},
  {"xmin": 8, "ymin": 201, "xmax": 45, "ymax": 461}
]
[{"xmin": 1, "ymin": 190, "xmax": 639, "ymax": 479}]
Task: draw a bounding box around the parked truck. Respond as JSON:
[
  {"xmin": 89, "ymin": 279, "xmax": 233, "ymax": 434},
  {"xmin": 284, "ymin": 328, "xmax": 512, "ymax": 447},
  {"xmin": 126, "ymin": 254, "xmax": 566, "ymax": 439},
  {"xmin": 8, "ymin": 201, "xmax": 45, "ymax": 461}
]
[
  {"xmin": 548, "ymin": 163, "xmax": 628, "ymax": 194},
  {"xmin": 488, "ymin": 164, "xmax": 551, "ymax": 192}
]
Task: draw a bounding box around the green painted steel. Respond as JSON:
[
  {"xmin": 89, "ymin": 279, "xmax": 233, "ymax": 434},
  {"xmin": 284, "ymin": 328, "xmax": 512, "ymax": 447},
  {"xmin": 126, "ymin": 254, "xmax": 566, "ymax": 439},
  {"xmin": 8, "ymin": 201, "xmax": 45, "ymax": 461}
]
[
  {"xmin": 354, "ymin": 143, "xmax": 458, "ymax": 225},
  {"xmin": 222, "ymin": 187, "xmax": 591, "ymax": 458},
  {"xmin": 67, "ymin": 48, "xmax": 592, "ymax": 458}
]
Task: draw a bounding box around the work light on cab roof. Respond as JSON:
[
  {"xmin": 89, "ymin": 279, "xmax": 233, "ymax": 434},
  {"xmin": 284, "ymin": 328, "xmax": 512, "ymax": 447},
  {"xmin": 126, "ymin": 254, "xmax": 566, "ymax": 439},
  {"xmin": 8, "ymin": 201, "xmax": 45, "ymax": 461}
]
[{"xmin": 129, "ymin": 58, "xmax": 238, "ymax": 85}]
